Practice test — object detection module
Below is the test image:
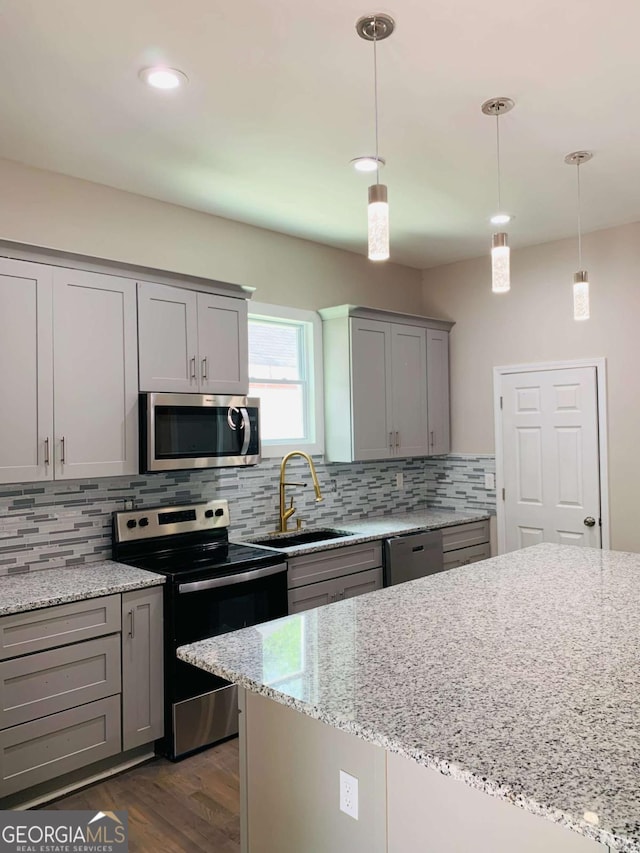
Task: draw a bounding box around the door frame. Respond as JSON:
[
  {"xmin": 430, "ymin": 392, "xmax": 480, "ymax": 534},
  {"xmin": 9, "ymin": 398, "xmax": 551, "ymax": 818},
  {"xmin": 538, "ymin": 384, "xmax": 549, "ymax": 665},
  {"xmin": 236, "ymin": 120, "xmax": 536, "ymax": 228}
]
[{"xmin": 493, "ymin": 358, "xmax": 610, "ymax": 554}]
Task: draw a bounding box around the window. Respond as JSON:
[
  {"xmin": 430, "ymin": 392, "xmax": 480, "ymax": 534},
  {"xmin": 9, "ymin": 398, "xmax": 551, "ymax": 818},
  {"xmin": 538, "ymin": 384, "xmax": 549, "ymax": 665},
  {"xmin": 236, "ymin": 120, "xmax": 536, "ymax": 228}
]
[{"xmin": 248, "ymin": 302, "xmax": 324, "ymax": 457}]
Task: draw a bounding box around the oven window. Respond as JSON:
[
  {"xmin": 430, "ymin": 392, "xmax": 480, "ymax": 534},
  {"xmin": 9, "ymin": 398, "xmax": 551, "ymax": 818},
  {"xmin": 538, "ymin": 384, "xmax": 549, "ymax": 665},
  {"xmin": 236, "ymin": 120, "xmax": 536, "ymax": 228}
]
[
  {"xmin": 173, "ymin": 570, "xmax": 288, "ymax": 645},
  {"xmin": 154, "ymin": 405, "xmax": 258, "ymax": 459}
]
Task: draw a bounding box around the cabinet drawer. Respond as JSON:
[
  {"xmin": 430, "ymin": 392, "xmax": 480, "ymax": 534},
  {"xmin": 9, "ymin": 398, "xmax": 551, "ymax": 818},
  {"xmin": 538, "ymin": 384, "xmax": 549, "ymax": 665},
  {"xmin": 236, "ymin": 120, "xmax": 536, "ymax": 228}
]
[
  {"xmin": 342, "ymin": 567, "xmax": 383, "ymax": 600},
  {"xmin": 443, "ymin": 543, "xmax": 491, "ymax": 571},
  {"xmin": 288, "ymin": 577, "xmax": 338, "ymax": 614},
  {"xmin": 0, "ymin": 635, "xmax": 121, "ymax": 729},
  {"xmin": 0, "ymin": 596, "xmax": 121, "ymax": 661},
  {"xmin": 288, "ymin": 541, "xmax": 383, "ymax": 589},
  {"xmin": 0, "ymin": 695, "xmax": 121, "ymax": 797},
  {"xmin": 441, "ymin": 521, "xmax": 490, "ymax": 553}
]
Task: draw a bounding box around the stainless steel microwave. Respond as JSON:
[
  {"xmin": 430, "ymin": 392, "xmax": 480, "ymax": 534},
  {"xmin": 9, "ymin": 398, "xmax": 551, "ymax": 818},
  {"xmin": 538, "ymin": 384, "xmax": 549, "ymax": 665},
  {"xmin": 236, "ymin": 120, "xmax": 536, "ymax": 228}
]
[{"xmin": 139, "ymin": 393, "xmax": 261, "ymax": 473}]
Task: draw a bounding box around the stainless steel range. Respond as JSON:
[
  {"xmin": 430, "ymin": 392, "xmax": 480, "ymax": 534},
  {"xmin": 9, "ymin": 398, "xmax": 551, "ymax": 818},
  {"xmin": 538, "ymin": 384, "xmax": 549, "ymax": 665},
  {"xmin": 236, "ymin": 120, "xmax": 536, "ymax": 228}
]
[{"xmin": 112, "ymin": 499, "xmax": 287, "ymax": 760}]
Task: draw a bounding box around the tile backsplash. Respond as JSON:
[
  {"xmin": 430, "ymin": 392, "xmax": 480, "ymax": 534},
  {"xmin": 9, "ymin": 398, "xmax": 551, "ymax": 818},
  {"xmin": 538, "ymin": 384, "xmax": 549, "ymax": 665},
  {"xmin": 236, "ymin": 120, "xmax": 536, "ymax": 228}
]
[{"xmin": 0, "ymin": 454, "xmax": 495, "ymax": 574}]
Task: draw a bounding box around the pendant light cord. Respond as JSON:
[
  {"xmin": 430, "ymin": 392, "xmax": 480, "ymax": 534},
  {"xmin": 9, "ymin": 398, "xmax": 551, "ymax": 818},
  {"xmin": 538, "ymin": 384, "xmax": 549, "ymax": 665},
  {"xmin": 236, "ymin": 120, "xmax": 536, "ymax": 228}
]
[
  {"xmin": 373, "ymin": 18, "xmax": 380, "ymax": 185},
  {"xmin": 577, "ymin": 161, "xmax": 582, "ymax": 269},
  {"xmin": 495, "ymin": 114, "xmax": 502, "ymax": 212}
]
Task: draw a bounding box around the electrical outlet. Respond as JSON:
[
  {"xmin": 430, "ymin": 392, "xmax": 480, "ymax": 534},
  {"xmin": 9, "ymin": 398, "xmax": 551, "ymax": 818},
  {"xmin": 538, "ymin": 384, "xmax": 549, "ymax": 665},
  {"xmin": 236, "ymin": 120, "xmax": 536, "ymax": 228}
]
[
  {"xmin": 395, "ymin": 472, "xmax": 404, "ymax": 489},
  {"xmin": 339, "ymin": 770, "xmax": 359, "ymax": 820},
  {"xmin": 484, "ymin": 473, "xmax": 496, "ymax": 490}
]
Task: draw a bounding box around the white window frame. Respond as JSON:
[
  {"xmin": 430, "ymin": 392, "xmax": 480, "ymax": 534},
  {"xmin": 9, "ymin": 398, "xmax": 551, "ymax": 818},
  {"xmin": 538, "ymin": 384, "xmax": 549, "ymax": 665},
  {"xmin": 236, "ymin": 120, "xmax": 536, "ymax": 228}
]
[{"xmin": 248, "ymin": 301, "xmax": 324, "ymax": 458}]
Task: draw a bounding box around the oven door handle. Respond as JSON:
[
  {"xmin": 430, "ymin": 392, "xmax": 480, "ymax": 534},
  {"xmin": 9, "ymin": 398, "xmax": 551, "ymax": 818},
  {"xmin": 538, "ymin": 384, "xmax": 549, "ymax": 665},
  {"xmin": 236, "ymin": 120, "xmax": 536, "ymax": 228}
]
[{"xmin": 177, "ymin": 562, "xmax": 286, "ymax": 594}]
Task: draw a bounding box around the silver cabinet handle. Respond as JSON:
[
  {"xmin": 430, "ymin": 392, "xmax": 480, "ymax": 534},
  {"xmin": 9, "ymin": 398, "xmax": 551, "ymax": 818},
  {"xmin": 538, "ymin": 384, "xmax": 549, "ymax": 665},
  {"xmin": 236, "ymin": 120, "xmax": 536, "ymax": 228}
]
[
  {"xmin": 128, "ymin": 609, "xmax": 135, "ymax": 638},
  {"xmin": 190, "ymin": 356, "xmax": 197, "ymax": 379},
  {"xmin": 389, "ymin": 432, "xmax": 393, "ymax": 451},
  {"xmin": 202, "ymin": 356, "xmax": 208, "ymax": 380},
  {"xmin": 44, "ymin": 437, "xmax": 50, "ymax": 466},
  {"xmin": 395, "ymin": 431, "xmax": 399, "ymax": 448},
  {"xmin": 60, "ymin": 436, "xmax": 66, "ymax": 464},
  {"xmin": 430, "ymin": 430, "xmax": 435, "ymax": 448},
  {"xmin": 584, "ymin": 516, "xmax": 596, "ymax": 528}
]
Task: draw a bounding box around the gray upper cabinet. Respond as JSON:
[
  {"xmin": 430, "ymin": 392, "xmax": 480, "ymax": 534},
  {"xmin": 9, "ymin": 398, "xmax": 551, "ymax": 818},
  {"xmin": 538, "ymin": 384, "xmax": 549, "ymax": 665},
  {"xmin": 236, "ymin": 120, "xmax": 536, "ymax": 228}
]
[
  {"xmin": 137, "ymin": 282, "xmax": 199, "ymax": 393},
  {"xmin": 138, "ymin": 281, "xmax": 248, "ymax": 395},
  {"xmin": 121, "ymin": 586, "xmax": 164, "ymax": 751},
  {"xmin": 52, "ymin": 268, "xmax": 139, "ymax": 479},
  {"xmin": 426, "ymin": 328, "xmax": 451, "ymax": 456},
  {"xmin": 0, "ymin": 258, "xmax": 53, "ymax": 484},
  {"xmin": 320, "ymin": 306, "xmax": 453, "ymax": 463},
  {"xmin": 0, "ymin": 259, "xmax": 138, "ymax": 483}
]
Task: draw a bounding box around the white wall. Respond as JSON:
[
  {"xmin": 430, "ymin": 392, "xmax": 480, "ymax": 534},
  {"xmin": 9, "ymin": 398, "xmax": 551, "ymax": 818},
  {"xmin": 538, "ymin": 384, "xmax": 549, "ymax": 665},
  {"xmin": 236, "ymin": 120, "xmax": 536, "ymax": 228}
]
[
  {"xmin": 0, "ymin": 158, "xmax": 423, "ymax": 312},
  {"xmin": 422, "ymin": 221, "xmax": 640, "ymax": 552}
]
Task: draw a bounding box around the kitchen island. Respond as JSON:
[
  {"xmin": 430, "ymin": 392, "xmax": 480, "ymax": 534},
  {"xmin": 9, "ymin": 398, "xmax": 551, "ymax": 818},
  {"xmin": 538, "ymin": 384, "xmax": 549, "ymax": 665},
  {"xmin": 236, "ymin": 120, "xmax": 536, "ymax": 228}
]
[{"xmin": 177, "ymin": 543, "xmax": 640, "ymax": 853}]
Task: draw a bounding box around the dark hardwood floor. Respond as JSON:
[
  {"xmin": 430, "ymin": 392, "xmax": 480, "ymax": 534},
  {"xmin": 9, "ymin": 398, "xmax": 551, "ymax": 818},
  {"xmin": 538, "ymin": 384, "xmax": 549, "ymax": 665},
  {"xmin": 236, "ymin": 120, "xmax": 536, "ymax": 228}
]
[{"xmin": 43, "ymin": 739, "xmax": 241, "ymax": 852}]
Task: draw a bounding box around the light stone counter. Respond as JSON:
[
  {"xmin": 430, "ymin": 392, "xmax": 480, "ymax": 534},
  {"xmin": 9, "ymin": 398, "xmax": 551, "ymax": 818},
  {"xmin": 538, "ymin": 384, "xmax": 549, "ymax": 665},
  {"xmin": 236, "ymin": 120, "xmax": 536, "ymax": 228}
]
[
  {"xmin": 178, "ymin": 543, "xmax": 640, "ymax": 852},
  {"xmin": 234, "ymin": 508, "xmax": 491, "ymax": 555},
  {"xmin": 0, "ymin": 561, "xmax": 165, "ymax": 616}
]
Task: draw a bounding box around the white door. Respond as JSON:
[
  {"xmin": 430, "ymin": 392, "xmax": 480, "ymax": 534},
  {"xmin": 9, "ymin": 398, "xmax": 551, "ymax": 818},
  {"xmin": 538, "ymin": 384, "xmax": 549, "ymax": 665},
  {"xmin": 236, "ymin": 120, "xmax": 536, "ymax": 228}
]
[
  {"xmin": 500, "ymin": 367, "xmax": 601, "ymax": 552},
  {"xmin": 52, "ymin": 268, "xmax": 138, "ymax": 479},
  {"xmin": 197, "ymin": 292, "xmax": 248, "ymax": 395},
  {"xmin": 390, "ymin": 324, "xmax": 429, "ymax": 457},
  {"xmin": 0, "ymin": 258, "xmax": 53, "ymax": 484},
  {"xmin": 137, "ymin": 282, "xmax": 199, "ymax": 393},
  {"xmin": 350, "ymin": 318, "xmax": 393, "ymax": 460},
  {"xmin": 426, "ymin": 329, "xmax": 450, "ymax": 456}
]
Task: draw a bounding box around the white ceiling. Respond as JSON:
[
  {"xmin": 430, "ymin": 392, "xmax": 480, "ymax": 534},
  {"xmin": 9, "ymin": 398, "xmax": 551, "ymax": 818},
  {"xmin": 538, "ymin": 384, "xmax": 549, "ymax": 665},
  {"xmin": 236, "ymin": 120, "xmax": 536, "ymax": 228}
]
[{"xmin": 1, "ymin": 0, "xmax": 639, "ymax": 269}]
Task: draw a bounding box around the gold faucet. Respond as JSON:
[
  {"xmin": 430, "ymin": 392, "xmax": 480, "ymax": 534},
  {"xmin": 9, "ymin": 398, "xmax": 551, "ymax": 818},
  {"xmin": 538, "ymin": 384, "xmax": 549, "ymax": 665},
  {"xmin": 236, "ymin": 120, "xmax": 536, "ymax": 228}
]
[{"xmin": 278, "ymin": 451, "xmax": 323, "ymax": 533}]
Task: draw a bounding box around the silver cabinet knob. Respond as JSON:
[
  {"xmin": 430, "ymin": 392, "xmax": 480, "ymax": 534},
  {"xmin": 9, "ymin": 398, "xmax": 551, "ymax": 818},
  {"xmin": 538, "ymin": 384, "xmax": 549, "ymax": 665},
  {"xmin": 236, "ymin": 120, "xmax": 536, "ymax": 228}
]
[{"xmin": 584, "ymin": 516, "xmax": 596, "ymax": 528}]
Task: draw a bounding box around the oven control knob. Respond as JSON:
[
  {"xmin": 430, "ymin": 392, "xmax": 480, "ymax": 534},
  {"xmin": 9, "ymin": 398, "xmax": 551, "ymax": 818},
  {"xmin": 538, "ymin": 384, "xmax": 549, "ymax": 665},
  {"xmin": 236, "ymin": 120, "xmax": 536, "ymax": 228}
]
[
  {"xmin": 204, "ymin": 509, "xmax": 214, "ymax": 518},
  {"xmin": 215, "ymin": 508, "xmax": 224, "ymax": 517},
  {"xmin": 126, "ymin": 519, "xmax": 137, "ymax": 529},
  {"xmin": 139, "ymin": 517, "xmax": 149, "ymax": 527}
]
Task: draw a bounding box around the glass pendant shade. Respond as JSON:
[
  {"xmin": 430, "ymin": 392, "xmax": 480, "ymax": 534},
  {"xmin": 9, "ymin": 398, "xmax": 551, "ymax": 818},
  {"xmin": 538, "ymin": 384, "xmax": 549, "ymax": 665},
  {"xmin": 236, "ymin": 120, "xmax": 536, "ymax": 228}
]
[
  {"xmin": 368, "ymin": 183, "xmax": 389, "ymax": 261},
  {"xmin": 491, "ymin": 232, "xmax": 510, "ymax": 293},
  {"xmin": 573, "ymin": 270, "xmax": 590, "ymax": 321}
]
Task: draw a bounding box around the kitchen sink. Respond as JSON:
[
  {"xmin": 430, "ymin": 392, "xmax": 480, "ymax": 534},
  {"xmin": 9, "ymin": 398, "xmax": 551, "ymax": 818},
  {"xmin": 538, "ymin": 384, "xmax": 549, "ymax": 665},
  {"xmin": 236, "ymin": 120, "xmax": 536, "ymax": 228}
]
[{"xmin": 248, "ymin": 528, "xmax": 354, "ymax": 548}]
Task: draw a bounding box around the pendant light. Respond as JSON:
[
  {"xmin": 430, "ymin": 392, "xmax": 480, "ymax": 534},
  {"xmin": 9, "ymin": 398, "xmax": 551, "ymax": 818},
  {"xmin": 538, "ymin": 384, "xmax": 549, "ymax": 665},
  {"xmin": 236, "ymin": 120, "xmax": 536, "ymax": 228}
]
[
  {"xmin": 564, "ymin": 151, "xmax": 593, "ymax": 321},
  {"xmin": 356, "ymin": 14, "xmax": 394, "ymax": 262},
  {"xmin": 481, "ymin": 97, "xmax": 515, "ymax": 293}
]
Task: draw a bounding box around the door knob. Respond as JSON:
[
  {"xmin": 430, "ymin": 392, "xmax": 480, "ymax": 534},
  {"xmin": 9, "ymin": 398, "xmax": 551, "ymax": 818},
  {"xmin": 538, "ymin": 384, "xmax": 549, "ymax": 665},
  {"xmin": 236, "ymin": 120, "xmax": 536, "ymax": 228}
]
[{"xmin": 583, "ymin": 516, "xmax": 596, "ymax": 528}]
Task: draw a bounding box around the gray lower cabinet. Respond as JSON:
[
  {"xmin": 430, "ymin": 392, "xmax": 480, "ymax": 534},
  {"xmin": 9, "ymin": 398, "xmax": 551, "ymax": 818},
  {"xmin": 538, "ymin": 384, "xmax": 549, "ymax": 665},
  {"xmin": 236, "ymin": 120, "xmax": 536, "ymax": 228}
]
[
  {"xmin": 0, "ymin": 695, "xmax": 121, "ymax": 798},
  {"xmin": 442, "ymin": 520, "xmax": 491, "ymax": 570},
  {"xmin": 0, "ymin": 585, "xmax": 164, "ymax": 801},
  {"xmin": 287, "ymin": 541, "xmax": 384, "ymax": 615},
  {"xmin": 288, "ymin": 568, "xmax": 383, "ymax": 614},
  {"xmin": 121, "ymin": 586, "xmax": 164, "ymax": 750}
]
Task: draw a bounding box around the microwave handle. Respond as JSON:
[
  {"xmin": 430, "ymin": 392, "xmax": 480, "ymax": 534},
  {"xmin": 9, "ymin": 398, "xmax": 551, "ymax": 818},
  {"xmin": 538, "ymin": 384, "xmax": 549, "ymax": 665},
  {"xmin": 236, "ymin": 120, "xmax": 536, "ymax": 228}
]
[{"xmin": 240, "ymin": 407, "xmax": 251, "ymax": 455}]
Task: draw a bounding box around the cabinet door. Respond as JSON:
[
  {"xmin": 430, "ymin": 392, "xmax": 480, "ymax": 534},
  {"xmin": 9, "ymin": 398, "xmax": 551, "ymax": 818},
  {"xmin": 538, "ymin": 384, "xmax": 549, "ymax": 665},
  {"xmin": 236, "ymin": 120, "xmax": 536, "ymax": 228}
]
[
  {"xmin": 288, "ymin": 578, "xmax": 341, "ymax": 614},
  {"xmin": 0, "ymin": 258, "xmax": 53, "ymax": 484},
  {"xmin": 350, "ymin": 318, "xmax": 393, "ymax": 460},
  {"xmin": 426, "ymin": 329, "xmax": 450, "ymax": 455},
  {"xmin": 197, "ymin": 293, "xmax": 248, "ymax": 394},
  {"xmin": 52, "ymin": 268, "xmax": 138, "ymax": 479},
  {"xmin": 121, "ymin": 586, "xmax": 164, "ymax": 750},
  {"xmin": 390, "ymin": 324, "xmax": 429, "ymax": 457},
  {"xmin": 137, "ymin": 282, "xmax": 199, "ymax": 392},
  {"xmin": 340, "ymin": 567, "xmax": 383, "ymax": 600}
]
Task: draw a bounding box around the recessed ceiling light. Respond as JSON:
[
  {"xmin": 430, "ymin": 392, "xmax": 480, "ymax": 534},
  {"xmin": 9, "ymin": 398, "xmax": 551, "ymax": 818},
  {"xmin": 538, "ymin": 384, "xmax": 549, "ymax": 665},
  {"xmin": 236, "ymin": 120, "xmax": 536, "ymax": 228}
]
[
  {"xmin": 139, "ymin": 66, "xmax": 188, "ymax": 90},
  {"xmin": 490, "ymin": 212, "xmax": 514, "ymax": 225},
  {"xmin": 350, "ymin": 156, "xmax": 386, "ymax": 173}
]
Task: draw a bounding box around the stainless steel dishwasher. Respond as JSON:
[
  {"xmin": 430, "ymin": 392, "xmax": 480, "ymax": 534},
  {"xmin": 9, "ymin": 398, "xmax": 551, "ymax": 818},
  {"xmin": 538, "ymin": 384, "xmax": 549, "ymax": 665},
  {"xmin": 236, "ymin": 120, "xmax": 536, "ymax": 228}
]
[{"xmin": 384, "ymin": 529, "xmax": 444, "ymax": 586}]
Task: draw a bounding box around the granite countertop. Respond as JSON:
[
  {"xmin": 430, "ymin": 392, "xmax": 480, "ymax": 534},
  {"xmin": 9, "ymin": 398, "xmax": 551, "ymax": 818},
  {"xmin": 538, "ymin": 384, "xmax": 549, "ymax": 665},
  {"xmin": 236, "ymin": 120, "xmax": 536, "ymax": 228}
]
[
  {"xmin": 0, "ymin": 561, "xmax": 165, "ymax": 616},
  {"xmin": 178, "ymin": 543, "xmax": 640, "ymax": 852},
  {"xmin": 233, "ymin": 508, "xmax": 491, "ymax": 555}
]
